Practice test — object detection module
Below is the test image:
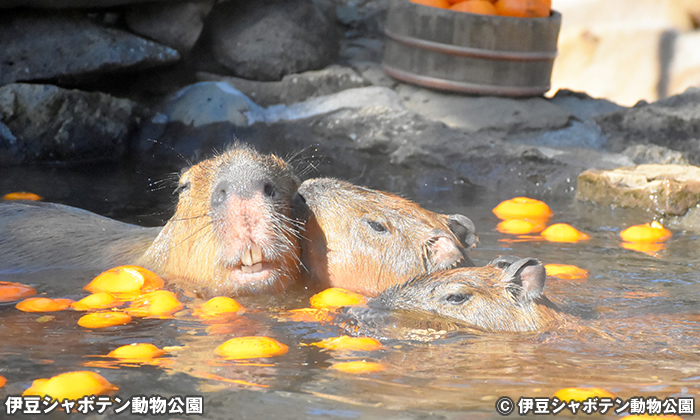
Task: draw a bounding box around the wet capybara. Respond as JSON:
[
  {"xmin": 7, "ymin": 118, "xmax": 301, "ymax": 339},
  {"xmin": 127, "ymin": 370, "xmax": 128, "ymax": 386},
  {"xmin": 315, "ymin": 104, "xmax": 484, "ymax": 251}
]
[
  {"xmin": 293, "ymin": 177, "xmax": 477, "ymax": 296},
  {"xmin": 140, "ymin": 144, "xmax": 301, "ymax": 296},
  {"xmin": 0, "ymin": 144, "xmax": 302, "ymax": 297},
  {"xmin": 338, "ymin": 256, "xmax": 571, "ymax": 338}
]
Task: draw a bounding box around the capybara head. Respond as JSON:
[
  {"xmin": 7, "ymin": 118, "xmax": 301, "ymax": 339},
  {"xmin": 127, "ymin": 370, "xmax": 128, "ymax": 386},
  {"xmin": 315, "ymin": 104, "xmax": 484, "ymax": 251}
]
[
  {"xmin": 141, "ymin": 143, "xmax": 302, "ymax": 296},
  {"xmin": 293, "ymin": 177, "xmax": 477, "ymax": 296},
  {"xmin": 372, "ymin": 256, "xmax": 568, "ymax": 332}
]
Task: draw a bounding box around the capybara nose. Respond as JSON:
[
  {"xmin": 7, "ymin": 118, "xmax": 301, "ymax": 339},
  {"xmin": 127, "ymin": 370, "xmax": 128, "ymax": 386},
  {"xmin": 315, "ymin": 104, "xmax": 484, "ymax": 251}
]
[
  {"xmin": 211, "ymin": 180, "xmax": 232, "ymax": 209},
  {"xmin": 211, "ymin": 179, "xmax": 274, "ymax": 208}
]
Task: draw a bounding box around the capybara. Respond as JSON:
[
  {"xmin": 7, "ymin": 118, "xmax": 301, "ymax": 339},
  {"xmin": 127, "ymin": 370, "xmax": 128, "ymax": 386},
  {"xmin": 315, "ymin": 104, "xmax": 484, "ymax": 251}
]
[
  {"xmin": 293, "ymin": 177, "xmax": 477, "ymax": 296},
  {"xmin": 0, "ymin": 144, "xmax": 302, "ymax": 297},
  {"xmin": 139, "ymin": 144, "xmax": 302, "ymax": 296},
  {"xmin": 337, "ymin": 256, "xmax": 571, "ymax": 338}
]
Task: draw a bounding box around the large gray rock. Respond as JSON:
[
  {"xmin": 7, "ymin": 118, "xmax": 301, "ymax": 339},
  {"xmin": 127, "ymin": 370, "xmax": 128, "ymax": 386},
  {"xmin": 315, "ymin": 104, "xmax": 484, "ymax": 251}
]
[
  {"xmin": 597, "ymin": 87, "xmax": 700, "ymax": 165},
  {"xmin": 0, "ymin": 84, "xmax": 139, "ymax": 164},
  {"xmin": 136, "ymin": 85, "xmax": 602, "ymax": 201},
  {"xmin": 397, "ymin": 85, "xmax": 573, "ymax": 133},
  {"xmin": 124, "ymin": 1, "xmax": 214, "ymax": 54},
  {"xmin": 196, "ymin": 65, "xmax": 370, "ymax": 107},
  {"xmin": 0, "ymin": 11, "xmax": 180, "ymax": 85},
  {"xmin": 206, "ymin": 0, "xmax": 340, "ymax": 81}
]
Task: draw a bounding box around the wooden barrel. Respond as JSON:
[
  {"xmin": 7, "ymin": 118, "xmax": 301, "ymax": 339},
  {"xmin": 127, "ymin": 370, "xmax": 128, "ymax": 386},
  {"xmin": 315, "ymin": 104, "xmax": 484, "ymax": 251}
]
[{"xmin": 382, "ymin": 0, "xmax": 561, "ymax": 96}]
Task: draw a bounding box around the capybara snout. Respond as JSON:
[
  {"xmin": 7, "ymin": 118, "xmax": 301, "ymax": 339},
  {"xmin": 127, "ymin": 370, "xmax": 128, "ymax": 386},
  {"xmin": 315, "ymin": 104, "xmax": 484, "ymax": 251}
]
[
  {"xmin": 140, "ymin": 144, "xmax": 302, "ymax": 297},
  {"xmin": 372, "ymin": 256, "xmax": 568, "ymax": 332},
  {"xmin": 294, "ymin": 177, "xmax": 477, "ymax": 296}
]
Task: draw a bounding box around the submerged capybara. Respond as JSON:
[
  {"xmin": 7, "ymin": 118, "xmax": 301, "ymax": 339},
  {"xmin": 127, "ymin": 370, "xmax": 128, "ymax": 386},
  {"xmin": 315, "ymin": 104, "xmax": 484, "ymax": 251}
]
[
  {"xmin": 337, "ymin": 256, "xmax": 571, "ymax": 338},
  {"xmin": 0, "ymin": 144, "xmax": 302, "ymax": 297},
  {"xmin": 293, "ymin": 177, "xmax": 477, "ymax": 296}
]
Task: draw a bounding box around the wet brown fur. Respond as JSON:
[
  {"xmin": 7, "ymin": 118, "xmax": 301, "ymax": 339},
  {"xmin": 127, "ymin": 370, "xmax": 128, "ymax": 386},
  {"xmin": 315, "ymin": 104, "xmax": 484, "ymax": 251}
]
[
  {"xmin": 373, "ymin": 258, "xmax": 572, "ymax": 333},
  {"xmin": 297, "ymin": 178, "xmax": 476, "ymax": 296},
  {"xmin": 139, "ymin": 145, "xmax": 301, "ymax": 297}
]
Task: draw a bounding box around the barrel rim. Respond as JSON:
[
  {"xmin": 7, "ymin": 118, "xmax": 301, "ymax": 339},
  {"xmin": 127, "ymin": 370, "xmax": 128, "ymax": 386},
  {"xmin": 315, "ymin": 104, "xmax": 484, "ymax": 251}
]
[
  {"xmin": 384, "ymin": 29, "xmax": 557, "ymax": 62},
  {"xmin": 382, "ymin": 64, "xmax": 550, "ymax": 97}
]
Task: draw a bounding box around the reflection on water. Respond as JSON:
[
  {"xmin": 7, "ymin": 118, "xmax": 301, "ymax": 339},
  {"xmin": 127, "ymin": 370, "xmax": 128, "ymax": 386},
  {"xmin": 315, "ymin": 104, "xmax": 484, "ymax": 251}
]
[{"xmin": 0, "ymin": 164, "xmax": 699, "ymax": 419}]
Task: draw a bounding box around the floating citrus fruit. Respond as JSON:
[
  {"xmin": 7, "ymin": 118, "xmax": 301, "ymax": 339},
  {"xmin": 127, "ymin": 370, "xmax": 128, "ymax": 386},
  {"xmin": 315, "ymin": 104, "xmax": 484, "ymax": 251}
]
[
  {"xmin": 193, "ymin": 296, "xmax": 244, "ymax": 319},
  {"xmin": 127, "ymin": 291, "xmax": 183, "ymax": 317},
  {"xmin": 553, "ymin": 387, "xmax": 615, "ymax": 402},
  {"xmin": 78, "ymin": 311, "xmax": 132, "ymax": 328},
  {"xmin": 0, "ymin": 281, "xmax": 37, "ymax": 303},
  {"xmin": 84, "ymin": 265, "xmax": 164, "ymax": 295},
  {"xmin": 0, "ymin": 375, "xmax": 6, "ymax": 388},
  {"xmin": 16, "ymin": 297, "xmax": 73, "ymax": 312},
  {"xmin": 71, "ymin": 293, "xmax": 123, "ymax": 311},
  {"xmin": 108, "ymin": 343, "xmax": 167, "ymax": 360},
  {"xmin": 2, "ymin": 192, "xmax": 42, "ymax": 201},
  {"xmin": 496, "ymin": 218, "xmax": 546, "ymax": 235},
  {"xmin": 215, "ymin": 336, "xmax": 289, "ymax": 360},
  {"xmin": 311, "ymin": 336, "xmax": 384, "ymax": 352},
  {"xmin": 310, "ymin": 288, "xmax": 367, "ymax": 309},
  {"xmin": 541, "ymin": 223, "xmax": 590, "ymax": 243},
  {"xmin": 544, "ymin": 264, "xmax": 589, "ymax": 280},
  {"xmin": 493, "ymin": 197, "xmax": 552, "ymax": 220},
  {"xmin": 330, "ymin": 361, "xmax": 386, "ymax": 374},
  {"xmin": 620, "ymin": 221, "xmax": 672, "ymax": 244},
  {"xmin": 285, "ymin": 308, "xmax": 332, "ymax": 323},
  {"xmin": 23, "ymin": 371, "xmax": 118, "ymax": 400},
  {"xmin": 621, "ymin": 242, "xmax": 665, "ymax": 256}
]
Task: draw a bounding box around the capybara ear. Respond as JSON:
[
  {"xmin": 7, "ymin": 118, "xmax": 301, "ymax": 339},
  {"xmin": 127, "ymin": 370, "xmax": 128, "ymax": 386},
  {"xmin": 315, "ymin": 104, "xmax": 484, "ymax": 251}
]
[
  {"xmin": 446, "ymin": 214, "xmax": 477, "ymax": 267},
  {"xmin": 488, "ymin": 255, "xmax": 521, "ymax": 269},
  {"xmin": 447, "ymin": 214, "xmax": 478, "ymax": 249},
  {"xmin": 500, "ymin": 258, "xmax": 546, "ymax": 302}
]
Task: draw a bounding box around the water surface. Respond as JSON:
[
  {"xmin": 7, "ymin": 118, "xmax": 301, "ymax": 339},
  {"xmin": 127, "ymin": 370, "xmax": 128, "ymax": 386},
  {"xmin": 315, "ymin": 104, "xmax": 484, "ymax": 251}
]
[{"xmin": 1, "ymin": 163, "xmax": 698, "ymax": 419}]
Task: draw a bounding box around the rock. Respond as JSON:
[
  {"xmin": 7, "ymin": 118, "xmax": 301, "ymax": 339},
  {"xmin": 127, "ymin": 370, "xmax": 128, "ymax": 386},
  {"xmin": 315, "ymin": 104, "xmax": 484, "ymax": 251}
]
[
  {"xmin": 576, "ymin": 164, "xmax": 700, "ymax": 216},
  {"xmin": 622, "ymin": 144, "xmax": 690, "ymax": 165},
  {"xmin": 135, "ymin": 82, "xmax": 265, "ymax": 160},
  {"xmin": 206, "ymin": 0, "xmax": 340, "ymax": 81},
  {"xmin": 0, "ymin": 121, "xmax": 20, "ymax": 165},
  {"xmin": 335, "ymin": 0, "xmax": 389, "ymax": 36},
  {"xmin": 124, "ymin": 1, "xmax": 214, "ymax": 54},
  {"xmin": 397, "ymin": 85, "xmax": 572, "ymax": 133},
  {"xmin": 548, "ymin": 89, "xmax": 624, "ymax": 121},
  {"xmin": 196, "ymin": 65, "xmax": 370, "ymax": 107},
  {"xmin": 512, "ymin": 121, "xmax": 608, "ymax": 150},
  {"xmin": 136, "ymin": 84, "xmax": 404, "ymax": 161},
  {"xmin": 0, "ymin": 11, "xmax": 180, "ymax": 86},
  {"xmin": 596, "ymin": 88, "xmax": 700, "ymax": 164},
  {"xmin": 0, "ymin": 83, "xmax": 139, "ymax": 163},
  {"xmin": 0, "ymin": 0, "xmax": 168, "ymax": 8},
  {"xmin": 133, "ymin": 82, "xmax": 586, "ymax": 200},
  {"xmin": 262, "ymin": 86, "xmax": 403, "ymax": 124}
]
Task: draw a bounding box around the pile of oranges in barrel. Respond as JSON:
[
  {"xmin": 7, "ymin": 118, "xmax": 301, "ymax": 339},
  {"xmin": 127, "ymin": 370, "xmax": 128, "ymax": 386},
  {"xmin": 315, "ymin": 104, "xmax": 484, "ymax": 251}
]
[{"xmin": 410, "ymin": 0, "xmax": 551, "ymax": 18}]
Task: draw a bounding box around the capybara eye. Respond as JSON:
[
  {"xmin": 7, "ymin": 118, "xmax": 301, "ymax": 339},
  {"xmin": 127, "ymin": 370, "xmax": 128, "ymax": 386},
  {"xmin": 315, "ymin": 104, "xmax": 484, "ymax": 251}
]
[
  {"xmin": 444, "ymin": 293, "xmax": 471, "ymax": 305},
  {"xmin": 263, "ymin": 183, "xmax": 277, "ymax": 198},
  {"xmin": 173, "ymin": 182, "xmax": 191, "ymax": 195},
  {"xmin": 366, "ymin": 219, "xmax": 388, "ymax": 233}
]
